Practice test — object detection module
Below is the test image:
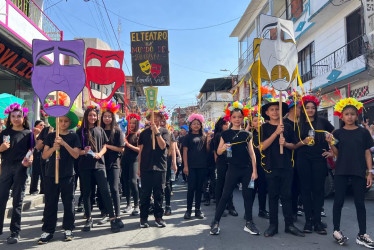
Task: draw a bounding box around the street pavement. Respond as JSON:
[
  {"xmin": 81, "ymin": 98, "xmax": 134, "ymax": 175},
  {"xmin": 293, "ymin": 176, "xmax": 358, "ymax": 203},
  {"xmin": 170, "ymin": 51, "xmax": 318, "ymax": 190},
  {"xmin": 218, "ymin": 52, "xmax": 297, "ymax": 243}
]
[{"xmin": 1, "ymin": 179, "xmax": 374, "ymax": 250}]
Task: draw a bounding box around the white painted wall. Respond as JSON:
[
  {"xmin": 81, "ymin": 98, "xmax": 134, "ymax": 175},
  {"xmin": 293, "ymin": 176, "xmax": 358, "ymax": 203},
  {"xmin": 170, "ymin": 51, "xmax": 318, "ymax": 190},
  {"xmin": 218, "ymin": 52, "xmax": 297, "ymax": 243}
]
[{"xmin": 0, "ymin": 0, "xmax": 6, "ymax": 24}]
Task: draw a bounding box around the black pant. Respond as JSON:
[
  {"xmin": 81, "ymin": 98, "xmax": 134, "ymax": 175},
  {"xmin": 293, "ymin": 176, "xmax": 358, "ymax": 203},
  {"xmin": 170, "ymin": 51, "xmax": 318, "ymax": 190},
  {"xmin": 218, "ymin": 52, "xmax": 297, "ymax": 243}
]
[
  {"xmin": 292, "ymin": 167, "xmax": 300, "ymax": 215},
  {"xmin": 140, "ymin": 170, "xmax": 165, "ymax": 219},
  {"xmin": 214, "ymin": 166, "xmax": 254, "ymax": 222},
  {"xmin": 107, "ymin": 168, "xmax": 121, "ymax": 217},
  {"xmin": 203, "ymin": 165, "xmax": 216, "ymax": 201},
  {"xmin": 297, "ymin": 156, "xmax": 327, "ymax": 224},
  {"xmin": 266, "ymin": 168, "xmax": 294, "ymax": 227},
  {"xmin": 30, "ymin": 152, "xmax": 44, "ymax": 194},
  {"xmin": 254, "ymin": 163, "xmax": 267, "ymax": 212},
  {"xmin": 215, "ymin": 161, "xmax": 234, "ymax": 210},
  {"xmin": 80, "ymin": 168, "xmax": 115, "ymax": 218},
  {"xmin": 333, "ymin": 175, "xmax": 366, "ymax": 235},
  {"xmin": 0, "ymin": 163, "xmax": 27, "ymax": 233},
  {"xmin": 165, "ymin": 158, "xmax": 172, "ymax": 207},
  {"xmin": 42, "ymin": 176, "xmax": 75, "ymax": 233},
  {"xmin": 121, "ymin": 158, "xmax": 139, "ymax": 207},
  {"xmin": 187, "ymin": 168, "xmax": 208, "ymax": 211}
]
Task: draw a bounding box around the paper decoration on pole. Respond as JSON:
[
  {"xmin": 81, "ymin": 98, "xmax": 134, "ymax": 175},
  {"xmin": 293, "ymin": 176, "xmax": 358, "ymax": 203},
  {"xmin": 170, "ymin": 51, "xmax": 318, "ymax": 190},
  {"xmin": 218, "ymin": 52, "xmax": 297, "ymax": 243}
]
[
  {"xmin": 144, "ymin": 86, "xmax": 158, "ymax": 110},
  {"xmin": 31, "ymin": 39, "xmax": 86, "ymax": 117},
  {"xmin": 251, "ymin": 14, "xmax": 298, "ymax": 91},
  {"xmin": 85, "ymin": 48, "xmax": 126, "ymax": 102}
]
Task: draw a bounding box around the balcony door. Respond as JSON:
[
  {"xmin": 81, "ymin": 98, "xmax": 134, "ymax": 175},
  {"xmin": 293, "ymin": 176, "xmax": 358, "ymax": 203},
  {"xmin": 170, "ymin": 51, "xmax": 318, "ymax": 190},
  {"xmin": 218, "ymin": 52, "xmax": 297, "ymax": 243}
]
[{"xmin": 346, "ymin": 9, "xmax": 363, "ymax": 61}]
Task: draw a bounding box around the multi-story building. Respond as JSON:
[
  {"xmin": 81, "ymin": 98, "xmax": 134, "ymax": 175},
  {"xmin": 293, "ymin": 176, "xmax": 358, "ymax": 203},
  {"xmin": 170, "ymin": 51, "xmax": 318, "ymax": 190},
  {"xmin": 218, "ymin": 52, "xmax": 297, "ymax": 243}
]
[
  {"xmin": 171, "ymin": 105, "xmax": 198, "ymax": 127},
  {"xmin": 114, "ymin": 75, "xmax": 145, "ymax": 116},
  {"xmin": 0, "ymin": 0, "xmax": 62, "ymax": 120},
  {"xmin": 231, "ymin": 0, "xmax": 372, "ymax": 127},
  {"xmin": 197, "ymin": 77, "xmax": 233, "ymax": 122}
]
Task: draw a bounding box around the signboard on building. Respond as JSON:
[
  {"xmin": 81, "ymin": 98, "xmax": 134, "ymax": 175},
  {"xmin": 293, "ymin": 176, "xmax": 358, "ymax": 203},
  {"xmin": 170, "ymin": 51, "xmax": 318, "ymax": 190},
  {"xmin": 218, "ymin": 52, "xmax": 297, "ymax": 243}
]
[
  {"xmin": 130, "ymin": 30, "xmax": 170, "ymax": 86},
  {"xmin": 320, "ymin": 89, "xmax": 346, "ymax": 108}
]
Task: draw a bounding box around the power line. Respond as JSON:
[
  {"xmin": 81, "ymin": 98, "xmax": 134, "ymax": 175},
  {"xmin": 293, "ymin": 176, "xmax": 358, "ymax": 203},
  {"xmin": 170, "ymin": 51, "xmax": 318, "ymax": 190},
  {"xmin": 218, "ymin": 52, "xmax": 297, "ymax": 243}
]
[{"xmin": 44, "ymin": 0, "xmax": 64, "ymax": 11}]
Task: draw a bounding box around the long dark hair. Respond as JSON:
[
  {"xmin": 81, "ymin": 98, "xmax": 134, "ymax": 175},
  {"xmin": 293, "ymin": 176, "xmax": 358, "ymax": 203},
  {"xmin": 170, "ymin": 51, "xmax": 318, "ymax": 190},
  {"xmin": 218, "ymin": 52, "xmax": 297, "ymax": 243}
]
[
  {"xmin": 6, "ymin": 109, "xmax": 30, "ymax": 130},
  {"xmin": 78, "ymin": 108, "xmax": 98, "ymax": 152},
  {"xmin": 126, "ymin": 117, "xmax": 140, "ymax": 146},
  {"xmin": 188, "ymin": 119, "xmax": 206, "ymax": 150},
  {"xmin": 100, "ymin": 111, "xmax": 120, "ymax": 144},
  {"xmin": 299, "ymin": 101, "xmax": 323, "ymax": 143},
  {"xmin": 214, "ymin": 117, "xmax": 226, "ymax": 134}
]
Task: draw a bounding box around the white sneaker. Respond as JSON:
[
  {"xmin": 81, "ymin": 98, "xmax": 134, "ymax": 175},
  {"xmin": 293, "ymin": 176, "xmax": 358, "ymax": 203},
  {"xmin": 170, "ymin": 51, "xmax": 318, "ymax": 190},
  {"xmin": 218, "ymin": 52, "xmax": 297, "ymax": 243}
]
[
  {"xmin": 64, "ymin": 230, "xmax": 73, "ymax": 241},
  {"xmin": 357, "ymin": 234, "xmax": 374, "ymax": 249}
]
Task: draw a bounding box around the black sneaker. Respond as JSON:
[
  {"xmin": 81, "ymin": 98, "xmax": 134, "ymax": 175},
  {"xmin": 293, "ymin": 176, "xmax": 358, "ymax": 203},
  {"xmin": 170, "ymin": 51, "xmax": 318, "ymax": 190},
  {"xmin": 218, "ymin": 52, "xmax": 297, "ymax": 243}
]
[
  {"xmin": 110, "ymin": 219, "xmax": 121, "ymax": 233},
  {"xmin": 333, "ymin": 230, "xmax": 348, "ymax": 246},
  {"xmin": 117, "ymin": 218, "xmax": 124, "ymax": 228},
  {"xmin": 297, "ymin": 206, "xmax": 303, "ymax": 216},
  {"xmin": 140, "ymin": 218, "xmax": 150, "ymax": 228},
  {"xmin": 7, "ymin": 231, "xmax": 20, "ymax": 244},
  {"xmin": 204, "ymin": 199, "xmax": 210, "ymax": 206},
  {"xmin": 132, "ymin": 206, "xmax": 140, "ymax": 216},
  {"xmin": 303, "ymin": 220, "xmax": 313, "ymax": 233},
  {"xmin": 76, "ymin": 206, "xmax": 83, "ymax": 213},
  {"xmin": 97, "ymin": 215, "xmax": 109, "ymax": 225},
  {"xmin": 314, "ymin": 222, "xmax": 327, "ymax": 235},
  {"xmin": 38, "ymin": 232, "xmax": 53, "ymax": 244},
  {"xmin": 184, "ymin": 210, "xmax": 192, "ymax": 220},
  {"xmin": 222, "ymin": 210, "xmax": 228, "ymax": 217},
  {"xmin": 258, "ymin": 210, "xmax": 269, "ymax": 219},
  {"xmin": 82, "ymin": 218, "xmax": 93, "ymax": 232},
  {"xmin": 357, "ymin": 234, "xmax": 374, "ymax": 249},
  {"xmin": 228, "ymin": 208, "xmax": 238, "ymax": 217},
  {"xmin": 123, "ymin": 205, "xmax": 133, "ymax": 213},
  {"xmin": 210, "ymin": 221, "xmax": 220, "ymax": 235},
  {"xmin": 264, "ymin": 225, "xmax": 278, "ymax": 237},
  {"xmin": 155, "ymin": 218, "xmax": 166, "ymax": 228},
  {"xmin": 64, "ymin": 230, "xmax": 73, "ymax": 241},
  {"xmin": 195, "ymin": 210, "xmax": 205, "ymax": 219},
  {"xmin": 164, "ymin": 206, "xmax": 172, "ymax": 216},
  {"xmin": 321, "ymin": 210, "xmax": 326, "ymax": 217},
  {"xmin": 244, "ymin": 221, "xmax": 260, "ymax": 235}
]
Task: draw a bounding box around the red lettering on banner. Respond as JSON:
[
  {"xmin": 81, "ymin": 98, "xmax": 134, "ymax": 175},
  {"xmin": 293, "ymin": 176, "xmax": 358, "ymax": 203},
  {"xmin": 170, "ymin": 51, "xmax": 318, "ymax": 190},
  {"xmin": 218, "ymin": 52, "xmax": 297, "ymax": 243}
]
[
  {"xmin": 3, "ymin": 54, "xmax": 18, "ymax": 68},
  {"xmin": 11, "ymin": 58, "xmax": 27, "ymax": 73},
  {"xmin": 0, "ymin": 49, "xmax": 15, "ymax": 64}
]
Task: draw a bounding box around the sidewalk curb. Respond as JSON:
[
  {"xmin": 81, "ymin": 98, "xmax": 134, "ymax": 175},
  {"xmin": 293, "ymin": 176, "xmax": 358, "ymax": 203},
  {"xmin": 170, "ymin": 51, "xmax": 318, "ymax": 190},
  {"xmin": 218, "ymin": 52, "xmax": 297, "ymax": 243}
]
[{"xmin": 5, "ymin": 195, "xmax": 45, "ymax": 219}]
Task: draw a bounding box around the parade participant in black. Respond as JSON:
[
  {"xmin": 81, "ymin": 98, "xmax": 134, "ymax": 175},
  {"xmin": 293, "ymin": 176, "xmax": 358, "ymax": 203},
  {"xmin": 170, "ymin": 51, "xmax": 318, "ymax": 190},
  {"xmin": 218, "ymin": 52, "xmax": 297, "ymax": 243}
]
[
  {"xmin": 283, "ymin": 96, "xmax": 301, "ymax": 222},
  {"xmin": 177, "ymin": 125, "xmax": 188, "ymax": 182},
  {"xmin": 100, "ymin": 101, "xmax": 125, "ymax": 226},
  {"xmin": 121, "ymin": 113, "xmax": 140, "ymax": 216},
  {"xmin": 30, "ymin": 120, "xmax": 45, "ymax": 195},
  {"xmin": 38, "ymin": 108, "xmax": 81, "ymax": 244},
  {"xmin": 183, "ymin": 114, "xmax": 211, "ymax": 220},
  {"xmin": 210, "ymin": 102, "xmax": 257, "ymax": 235},
  {"xmin": 250, "ymin": 111, "xmax": 269, "ymax": 219},
  {"xmin": 160, "ymin": 120, "xmax": 177, "ymax": 216},
  {"xmin": 0, "ymin": 103, "xmax": 33, "ymax": 244},
  {"xmin": 138, "ymin": 110, "xmax": 169, "ymax": 228},
  {"xmin": 295, "ymin": 95, "xmax": 334, "ymax": 234},
  {"xmin": 260, "ymin": 97, "xmax": 304, "ymax": 237},
  {"xmin": 327, "ymin": 98, "xmax": 374, "ymax": 248},
  {"xmin": 213, "ymin": 117, "xmax": 237, "ymax": 217},
  {"xmin": 76, "ymin": 106, "xmax": 120, "ymax": 233},
  {"xmin": 203, "ymin": 134, "xmax": 216, "ymax": 207}
]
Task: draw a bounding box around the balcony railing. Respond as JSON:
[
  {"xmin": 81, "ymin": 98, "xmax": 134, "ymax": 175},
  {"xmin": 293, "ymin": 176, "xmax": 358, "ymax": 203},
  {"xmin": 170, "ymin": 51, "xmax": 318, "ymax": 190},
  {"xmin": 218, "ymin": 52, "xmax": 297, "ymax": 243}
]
[
  {"xmin": 300, "ymin": 35, "xmax": 366, "ymax": 82},
  {"xmin": 10, "ymin": 0, "xmax": 62, "ymax": 40}
]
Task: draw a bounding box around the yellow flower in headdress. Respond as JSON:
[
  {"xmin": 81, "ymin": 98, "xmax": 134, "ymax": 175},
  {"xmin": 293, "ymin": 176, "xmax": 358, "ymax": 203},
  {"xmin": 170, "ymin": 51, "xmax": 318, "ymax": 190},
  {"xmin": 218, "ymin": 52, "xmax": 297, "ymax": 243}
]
[
  {"xmin": 233, "ymin": 101, "xmax": 239, "ymax": 109},
  {"xmin": 333, "ymin": 97, "xmax": 363, "ymax": 118}
]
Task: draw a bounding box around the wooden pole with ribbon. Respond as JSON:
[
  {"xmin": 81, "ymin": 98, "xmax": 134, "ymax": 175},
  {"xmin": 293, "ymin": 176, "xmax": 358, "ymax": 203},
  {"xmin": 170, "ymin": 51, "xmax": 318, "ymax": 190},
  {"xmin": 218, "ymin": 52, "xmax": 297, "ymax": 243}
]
[
  {"xmin": 144, "ymin": 86, "xmax": 158, "ymax": 150},
  {"xmin": 279, "ymin": 65, "xmax": 284, "ymax": 154},
  {"xmin": 55, "ymin": 91, "xmax": 60, "ymax": 184}
]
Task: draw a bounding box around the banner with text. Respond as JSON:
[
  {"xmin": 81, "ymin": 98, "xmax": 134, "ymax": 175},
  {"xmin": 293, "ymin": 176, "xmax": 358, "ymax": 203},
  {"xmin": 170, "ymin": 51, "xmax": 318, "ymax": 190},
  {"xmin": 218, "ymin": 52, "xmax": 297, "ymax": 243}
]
[{"xmin": 130, "ymin": 30, "xmax": 170, "ymax": 86}]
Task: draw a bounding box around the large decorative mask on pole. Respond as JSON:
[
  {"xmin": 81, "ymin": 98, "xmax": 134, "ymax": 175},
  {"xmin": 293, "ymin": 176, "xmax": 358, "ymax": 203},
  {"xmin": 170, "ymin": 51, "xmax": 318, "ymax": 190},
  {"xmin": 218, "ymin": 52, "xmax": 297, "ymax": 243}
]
[
  {"xmin": 251, "ymin": 14, "xmax": 298, "ymax": 91},
  {"xmin": 85, "ymin": 48, "xmax": 125, "ymax": 102},
  {"xmin": 31, "ymin": 39, "xmax": 86, "ymax": 117}
]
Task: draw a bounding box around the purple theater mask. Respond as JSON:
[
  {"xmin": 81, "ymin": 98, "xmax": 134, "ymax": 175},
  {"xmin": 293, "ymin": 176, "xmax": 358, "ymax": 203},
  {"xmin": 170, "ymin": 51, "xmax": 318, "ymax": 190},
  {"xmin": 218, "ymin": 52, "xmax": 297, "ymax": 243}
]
[{"xmin": 31, "ymin": 39, "xmax": 86, "ymax": 117}]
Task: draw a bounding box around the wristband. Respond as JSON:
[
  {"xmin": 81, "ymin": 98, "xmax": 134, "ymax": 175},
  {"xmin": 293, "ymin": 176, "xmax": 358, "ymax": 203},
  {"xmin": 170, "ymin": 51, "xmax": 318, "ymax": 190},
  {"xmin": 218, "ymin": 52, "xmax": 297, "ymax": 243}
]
[{"xmin": 155, "ymin": 133, "xmax": 161, "ymax": 137}]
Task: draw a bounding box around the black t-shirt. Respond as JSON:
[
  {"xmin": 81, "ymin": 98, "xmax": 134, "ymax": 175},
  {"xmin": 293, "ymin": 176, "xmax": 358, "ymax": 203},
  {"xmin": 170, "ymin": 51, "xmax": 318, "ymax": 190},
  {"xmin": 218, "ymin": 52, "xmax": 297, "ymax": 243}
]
[
  {"xmin": 333, "ymin": 127, "xmax": 374, "ymax": 178},
  {"xmin": 221, "ymin": 129, "xmax": 252, "ymax": 168},
  {"xmin": 297, "ymin": 117, "xmax": 334, "ymax": 159},
  {"xmin": 44, "ymin": 132, "xmax": 81, "ymax": 178},
  {"xmin": 182, "ymin": 133, "xmax": 208, "ymax": 169},
  {"xmin": 138, "ymin": 127, "xmax": 170, "ymax": 172},
  {"xmin": 178, "ymin": 135, "xmax": 185, "ymax": 155},
  {"xmin": 0, "ymin": 128, "xmax": 32, "ymax": 166},
  {"xmin": 104, "ymin": 129, "xmax": 125, "ymax": 169},
  {"xmin": 123, "ymin": 132, "xmax": 139, "ymax": 161},
  {"xmin": 77, "ymin": 126, "xmax": 108, "ymax": 169},
  {"xmin": 213, "ymin": 132, "xmax": 226, "ymax": 165},
  {"xmin": 261, "ymin": 122, "xmax": 296, "ymax": 170}
]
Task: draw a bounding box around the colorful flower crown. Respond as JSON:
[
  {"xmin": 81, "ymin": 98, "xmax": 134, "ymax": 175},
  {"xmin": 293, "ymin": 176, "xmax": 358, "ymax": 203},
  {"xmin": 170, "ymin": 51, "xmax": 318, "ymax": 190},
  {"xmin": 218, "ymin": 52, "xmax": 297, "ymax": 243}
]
[
  {"xmin": 86, "ymin": 105, "xmax": 100, "ymax": 112},
  {"xmin": 99, "ymin": 100, "xmax": 120, "ymax": 114},
  {"xmin": 333, "ymin": 97, "xmax": 363, "ymax": 118},
  {"xmin": 187, "ymin": 113, "xmax": 205, "ymax": 124},
  {"xmin": 126, "ymin": 113, "xmax": 141, "ymax": 121},
  {"xmin": 144, "ymin": 109, "xmax": 169, "ymax": 120},
  {"xmin": 4, "ymin": 103, "xmax": 29, "ymax": 117},
  {"xmin": 43, "ymin": 92, "xmax": 70, "ymax": 109},
  {"xmin": 224, "ymin": 101, "xmax": 250, "ymax": 120},
  {"xmin": 302, "ymin": 95, "xmax": 320, "ymax": 107}
]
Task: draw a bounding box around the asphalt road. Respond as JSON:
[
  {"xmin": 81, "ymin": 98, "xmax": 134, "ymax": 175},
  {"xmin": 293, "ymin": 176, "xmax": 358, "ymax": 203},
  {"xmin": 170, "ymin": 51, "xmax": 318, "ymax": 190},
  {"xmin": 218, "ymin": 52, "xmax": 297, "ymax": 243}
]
[{"xmin": 1, "ymin": 179, "xmax": 373, "ymax": 250}]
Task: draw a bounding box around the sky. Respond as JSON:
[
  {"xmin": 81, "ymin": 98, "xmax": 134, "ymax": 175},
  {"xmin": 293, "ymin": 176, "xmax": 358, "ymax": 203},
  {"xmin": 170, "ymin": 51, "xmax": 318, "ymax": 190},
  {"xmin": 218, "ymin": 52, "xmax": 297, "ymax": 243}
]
[{"xmin": 43, "ymin": 0, "xmax": 250, "ymax": 110}]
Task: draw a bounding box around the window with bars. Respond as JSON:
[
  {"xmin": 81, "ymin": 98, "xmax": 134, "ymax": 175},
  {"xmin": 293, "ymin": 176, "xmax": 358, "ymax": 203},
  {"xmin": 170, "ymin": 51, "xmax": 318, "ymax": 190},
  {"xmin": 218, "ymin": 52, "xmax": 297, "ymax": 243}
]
[{"xmin": 298, "ymin": 41, "xmax": 315, "ymax": 82}]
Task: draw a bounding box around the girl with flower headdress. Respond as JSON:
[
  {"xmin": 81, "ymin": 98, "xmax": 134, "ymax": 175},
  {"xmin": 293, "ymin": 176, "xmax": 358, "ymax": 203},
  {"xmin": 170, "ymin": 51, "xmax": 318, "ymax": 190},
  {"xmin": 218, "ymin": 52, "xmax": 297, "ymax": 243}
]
[
  {"xmin": 76, "ymin": 106, "xmax": 121, "ymax": 233},
  {"xmin": 0, "ymin": 103, "xmax": 33, "ymax": 244},
  {"xmin": 210, "ymin": 101, "xmax": 257, "ymax": 236},
  {"xmin": 295, "ymin": 95, "xmax": 334, "ymax": 235},
  {"xmin": 183, "ymin": 113, "xmax": 212, "ymax": 220},
  {"xmin": 121, "ymin": 113, "xmax": 141, "ymax": 216},
  {"xmin": 326, "ymin": 98, "xmax": 374, "ymax": 247},
  {"xmin": 99, "ymin": 101, "xmax": 125, "ymax": 227}
]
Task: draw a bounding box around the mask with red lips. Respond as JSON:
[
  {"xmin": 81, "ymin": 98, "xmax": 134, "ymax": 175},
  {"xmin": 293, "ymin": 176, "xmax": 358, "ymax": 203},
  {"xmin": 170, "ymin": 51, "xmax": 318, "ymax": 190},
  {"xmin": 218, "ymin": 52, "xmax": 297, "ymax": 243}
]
[
  {"xmin": 151, "ymin": 63, "xmax": 161, "ymax": 78},
  {"xmin": 85, "ymin": 48, "xmax": 125, "ymax": 102}
]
